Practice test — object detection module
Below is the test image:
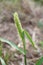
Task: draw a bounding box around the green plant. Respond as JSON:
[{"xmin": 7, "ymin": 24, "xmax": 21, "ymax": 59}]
[
  {"xmin": 0, "ymin": 12, "xmax": 43, "ymax": 65},
  {"xmin": 0, "ymin": 41, "xmax": 10, "ymax": 65},
  {"xmin": 36, "ymin": 56, "xmax": 43, "ymax": 65},
  {"xmin": 0, "ymin": 41, "xmax": 3, "ymax": 57},
  {"xmin": 4, "ymin": 52, "xmax": 9, "ymax": 64},
  {"xmin": 0, "ymin": 41, "xmax": 6, "ymax": 65},
  {"xmin": 14, "ymin": 12, "xmax": 27, "ymax": 65},
  {"xmin": 14, "ymin": 12, "xmax": 38, "ymax": 65}
]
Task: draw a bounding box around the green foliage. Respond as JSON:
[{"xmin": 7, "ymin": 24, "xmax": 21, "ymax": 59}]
[
  {"xmin": 36, "ymin": 56, "xmax": 43, "ymax": 65},
  {"xmin": 4, "ymin": 53, "xmax": 9, "ymax": 63},
  {"xmin": 24, "ymin": 30, "xmax": 35, "ymax": 47},
  {"xmin": 0, "ymin": 12, "xmax": 43, "ymax": 65},
  {"xmin": 0, "ymin": 38, "xmax": 25, "ymax": 55},
  {"xmin": 14, "ymin": 12, "xmax": 39, "ymax": 65},
  {"xmin": 14, "ymin": 12, "xmax": 43, "ymax": 65},
  {"xmin": 14, "ymin": 12, "xmax": 36, "ymax": 48},
  {"xmin": 0, "ymin": 41, "xmax": 3, "ymax": 57},
  {"xmin": 14, "ymin": 12, "xmax": 27, "ymax": 65}
]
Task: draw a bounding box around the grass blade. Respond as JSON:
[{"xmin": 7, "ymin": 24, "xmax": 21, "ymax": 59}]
[
  {"xmin": 36, "ymin": 56, "xmax": 43, "ymax": 65},
  {"xmin": 0, "ymin": 57, "xmax": 6, "ymax": 65},
  {"xmin": 0, "ymin": 37, "xmax": 25, "ymax": 55},
  {"xmin": 0, "ymin": 41, "xmax": 3, "ymax": 57},
  {"xmin": 24, "ymin": 30, "xmax": 35, "ymax": 47}
]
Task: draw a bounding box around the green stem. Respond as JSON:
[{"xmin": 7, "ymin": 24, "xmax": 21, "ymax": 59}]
[
  {"xmin": 22, "ymin": 31, "xmax": 27, "ymax": 65},
  {"xmin": 23, "ymin": 40, "xmax": 27, "ymax": 65},
  {"xmin": 24, "ymin": 54, "xmax": 27, "ymax": 65}
]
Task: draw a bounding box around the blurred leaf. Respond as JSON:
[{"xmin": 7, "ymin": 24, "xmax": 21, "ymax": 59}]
[
  {"xmin": 0, "ymin": 37, "xmax": 25, "ymax": 55},
  {"xmin": 4, "ymin": 53, "xmax": 9, "ymax": 62},
  {"xmin": 0, "ymin": 57, "xmax": 6, "ymax": 65},
  {"xmin": 36, "ymin": 56, "xmax": 43, "ymax": 65}
]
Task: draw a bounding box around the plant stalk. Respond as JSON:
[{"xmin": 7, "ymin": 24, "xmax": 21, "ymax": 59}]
[{"xmin": 22, "ymin": 31, "xmax": 27, "ymax": 65}]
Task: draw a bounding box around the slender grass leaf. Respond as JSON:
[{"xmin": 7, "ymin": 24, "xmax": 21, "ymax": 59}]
[
  {"xmin": 0, "ymin": 41, "xmax": 3, "ymax": 56},
  {"xmin": 0, "ymin": 57, "xmax": 6, "ymax": 65},
  {"xmin": 14, "ymin": 12, "xmax": 23, "ymax": 39},
  {"xmin": 24, "ymin": 30, "xmax": 35, "ymax": 48},
  {"xmin": 0, "ymin": 37, "xmax": 25, "ymax": 55},
  {"xmin": 36, "ymin": 56, "xmax": 43, "ymax": 65}
]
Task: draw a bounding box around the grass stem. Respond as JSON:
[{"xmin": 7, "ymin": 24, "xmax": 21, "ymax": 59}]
[{"xmin": 22, "ymin": 31, "xmax": 27, "ymax": 65}]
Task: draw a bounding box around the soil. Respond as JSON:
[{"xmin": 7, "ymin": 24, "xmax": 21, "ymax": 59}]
[{"xmin": 0, "ymin": 0, "xmax": 43, "ymax": 65}]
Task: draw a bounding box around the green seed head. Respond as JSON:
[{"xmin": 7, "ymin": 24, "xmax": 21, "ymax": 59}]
[{"xmin": 14, "ymin": 12, "xmax": 23, "ymax": 39}]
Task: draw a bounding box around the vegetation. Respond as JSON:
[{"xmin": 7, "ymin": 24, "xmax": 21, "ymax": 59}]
[{"xmin": 0, "ymin": 12, "xmax": 43, "ymax": 65}]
